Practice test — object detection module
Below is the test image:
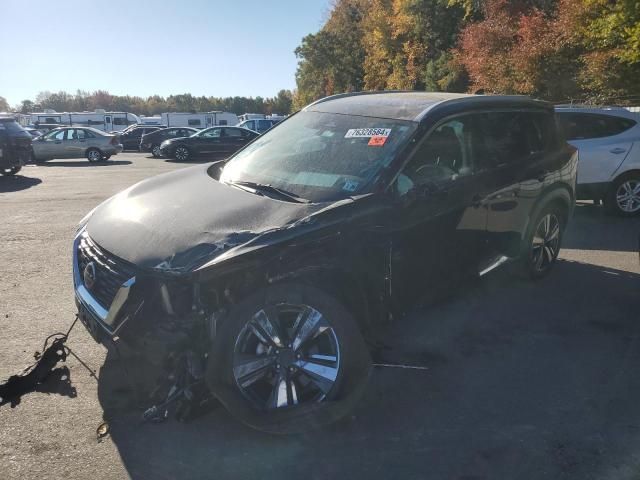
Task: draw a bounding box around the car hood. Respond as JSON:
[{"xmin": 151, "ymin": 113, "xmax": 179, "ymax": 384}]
[{"xmin": 84, "ymin": 163, "xmax": 322, "ymax": 273}]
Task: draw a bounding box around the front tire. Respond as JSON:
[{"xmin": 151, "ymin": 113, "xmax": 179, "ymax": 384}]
[
  {"xmin": 521, "ymin": 205, "xmax": 565, "ymax": 279},
  {"xmin": 173, "ymin": 145, "xmax": 191, "ymax": 162},
  {"xmin": 207, "ymin": 283, "xmax": 370, "ymax": 433},
  {"xmin": 605, "ymin": 173, "xmax": 640, "ymax": 216},
  {"xmin": 1, "ymin": 165, "xmax": 21, "ymax": 176},
  {"xmin": 86, "ymin": 148, "xmax": 103, "ymax": 163}
]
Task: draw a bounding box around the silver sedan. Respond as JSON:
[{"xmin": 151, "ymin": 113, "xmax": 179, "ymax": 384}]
[{"xmin": 31, "ymin": 127, "xmax": 123, "ymax": 162}]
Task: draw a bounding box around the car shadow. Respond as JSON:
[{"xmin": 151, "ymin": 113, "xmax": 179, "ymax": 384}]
[
  {"xmin": 0, "ymin": 175, "xmax": 42, "ymax": 192},
  {"xmin": 38, "ymin": 160, "xmax": 132, "ymax": 167},
  {"xmin": 562, "ymin": 201, "xmax": 640, "ymax": 252},
  {"xmin": 97, "ymin": 259, "xmax": 640, "ymax": 479}
]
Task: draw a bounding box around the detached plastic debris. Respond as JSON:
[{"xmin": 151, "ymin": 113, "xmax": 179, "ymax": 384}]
[{"xmin": 0, "ymin": 337, "xmax": 68, "ymax": 407}]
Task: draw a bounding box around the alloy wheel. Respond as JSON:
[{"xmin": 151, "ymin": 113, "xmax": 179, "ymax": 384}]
[
  {"xmin": 530, "ymin": 213, "xmax": 560, "ymax": 272},
  {"xmin": 232, "ymin": 303, "xmax": 341, "ymax": 410},
  {"xmin": 152, "ymin": 145, "xmax": 161, "ymax": 157},
  {"xmin": 87, "ymin": 150, "xmax": 102, "ymax": 162},
  {"xmin": 615, "ymin": 180, "xmax": 640, "ymax": 213},
  {"xmin": 175, "ymin": 147, "xmax": 189, "ymax": 161}
]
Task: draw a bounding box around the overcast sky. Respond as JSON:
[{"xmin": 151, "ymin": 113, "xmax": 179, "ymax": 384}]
[{"xmin": 0, "ymin": 0, "xmax": 329, "ymax": 107}]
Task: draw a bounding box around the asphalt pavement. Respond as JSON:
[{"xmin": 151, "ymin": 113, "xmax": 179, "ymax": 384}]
[{"xmin": 1, "ymin": 153, "xmax": 639, "ymax": 480}]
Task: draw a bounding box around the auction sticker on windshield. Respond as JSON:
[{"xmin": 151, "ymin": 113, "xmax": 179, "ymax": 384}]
[{"xmin": 344, "ymin": 128, "xmax": 391, "ymax": 138}]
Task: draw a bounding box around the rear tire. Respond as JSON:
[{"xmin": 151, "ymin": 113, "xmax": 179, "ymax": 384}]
[
  {"xmin": 151, "ymin": 144, "xmax": 162, "ymax": 158},
  {"xmin": 604, "ymin": 172, "xmax": 640, "ymax": 216},
  {"xmin": 520, "ymin": 204, "xmax": 565, "ymax": 279},
  {"xmin": 207, "ymin": 283, "xmax": 371, "ymax": 433},
  {"xmin": 86, "ymin": 148, "xmax": 103, "ymax": 163},
  {"xmin": 174, "ymin": 145, "xmax": 191, "ymax": 162}
]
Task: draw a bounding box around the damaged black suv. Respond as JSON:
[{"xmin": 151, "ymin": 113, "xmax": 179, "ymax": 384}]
[{"xmin": 73, "ymin": 92, "xmax": 577, "ymax": 431}]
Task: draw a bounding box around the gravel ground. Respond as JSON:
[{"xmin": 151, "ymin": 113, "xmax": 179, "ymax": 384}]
[{"xmin": 1, "ymin": 153, "xmax": 639, "ymax": 480}]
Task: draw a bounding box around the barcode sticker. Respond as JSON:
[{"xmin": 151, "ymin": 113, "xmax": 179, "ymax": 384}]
[{"xmin": 345, "ymin": 128, "xmax": 391, "ymax": 138}]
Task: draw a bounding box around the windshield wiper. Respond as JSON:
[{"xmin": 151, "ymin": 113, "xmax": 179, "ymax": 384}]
[{"xmin": 227, "ymin": 181, "xmax": 310, "ymax": 203}]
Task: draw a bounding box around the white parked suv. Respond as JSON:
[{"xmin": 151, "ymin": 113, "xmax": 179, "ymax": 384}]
[{"xmin": 555, "ymin": 106, "xmax": 640, "ymax": 215}]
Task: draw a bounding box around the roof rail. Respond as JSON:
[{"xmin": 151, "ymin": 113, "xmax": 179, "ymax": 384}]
[{"xmin": 554, "ymin": 103, "xmax": 629, "ymax": 110}]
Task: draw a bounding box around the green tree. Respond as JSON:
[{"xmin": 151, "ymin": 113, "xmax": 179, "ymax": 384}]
[
  {"xmin": 294, "ymin": 0, "xmax": 368, "ymax": 109},
  {"xmin": 0, "ymin": 96, "xmax": 11, "ymax": 111}
]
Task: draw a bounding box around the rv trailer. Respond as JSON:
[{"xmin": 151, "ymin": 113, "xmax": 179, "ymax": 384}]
[
  {"xmin": 160, "ymin": 112, "xmax": 239, "ymax": 129},
  {"xmin": 27, "ymin": 109, "xmax": 140, "ymax": 132}
]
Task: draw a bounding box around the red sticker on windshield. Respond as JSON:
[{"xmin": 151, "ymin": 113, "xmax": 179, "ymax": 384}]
[{"xmin": 368, "ymin": 136, "xmax": 387, "ymax": 147}]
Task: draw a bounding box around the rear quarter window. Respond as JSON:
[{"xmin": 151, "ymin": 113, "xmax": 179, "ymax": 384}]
[{"xmin": 558, "ymin": 112, "xmax": 637, "ymax": 140}]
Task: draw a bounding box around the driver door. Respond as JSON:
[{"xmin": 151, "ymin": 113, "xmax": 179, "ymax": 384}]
[
  {"xmin": 196, "ymin": 127, "xmax": 223, "ymax": 156},
  {"xmin": 389, "ymin": 115, "xmax": 490, "ymax": 303},
  {"xmin": 40, "ymin": 129, "xmax": 67, "ymax": 158}
]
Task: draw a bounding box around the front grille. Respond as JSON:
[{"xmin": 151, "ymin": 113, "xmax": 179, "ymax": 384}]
[{"xmin": 77, "ymin": 234, "xmax": 136, "ymax": 309}]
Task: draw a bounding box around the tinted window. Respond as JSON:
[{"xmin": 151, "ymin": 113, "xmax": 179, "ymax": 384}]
[
  {"xmin": 83, "ymin": 129, "xmax": 97, "ymax": 138},
  {"xmin": 224, "ymin": 128, "xmax": 243, "ymax": 137},
  {"xmin": 188, "ymin": 119, "xmax": 202, "ymax": 126},
  {"xmin": 257, "ymin": 119, "xmax": 272, "ymax": 131},
  {"xmin": 557, "ymin": 112, "xmax": 637, "ymax": 140},
  {"xmin": 113, "ymin": 117, "xmax": 128, "ymax": 125},
  {"xmin": 45, "ymin": 117, "xmax": 58, "ymax": 123},
  {"xmin": 201, "ymin": 128, "xmax": 221, "ymax": 138},
  {"xmin": 476, "ymin": 111, "xmax": 552, "ymax": 169},
  {"xmin": 219, "ymin": 120, "xmax": 228, "ymax": 126}
]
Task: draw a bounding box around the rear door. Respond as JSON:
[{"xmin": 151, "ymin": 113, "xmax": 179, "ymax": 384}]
[
  {"xmin": 479, "ymin": 110, "xmax": 562, "ymax": 257},
  {"xmin": 221, "ymin": 127, "xmax": 249, "ymax": 157},
  {"xmin": 557, "ymin": 112, "xmax": 636, "ymax": 184},
  {"xmin": 44, "ymin": 129, "xmax": 67, "ymax": 158}
]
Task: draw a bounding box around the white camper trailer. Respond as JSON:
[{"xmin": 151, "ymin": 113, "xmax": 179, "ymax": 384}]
[
  {"xmin": 238, "ymin": 113, "xmax": 266, "ymax": 122},
  {"xmin": 139, "ymin": 116, "xmax": 164, "ymax": 125},
  {"xmin": 28, "ymin": 110, "xmax": 140, "ymax": 132},
  {"xmin": 160, "ymin": 112, "xmax": 239, "ymax": 129}
]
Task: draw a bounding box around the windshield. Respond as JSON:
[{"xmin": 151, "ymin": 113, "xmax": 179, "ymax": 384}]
[{"xmin": 219, "ymin": 111, "xmax": 416, "ymax": 202}]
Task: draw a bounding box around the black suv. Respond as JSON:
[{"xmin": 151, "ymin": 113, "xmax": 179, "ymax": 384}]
[
  {"xmin": 0, "ymin": 116, "xmax": 32, "ymax": 176},
  {"xmin": 139, "ymin": 127, "xmax": 198, "ymax": 157},
  {"xmin": 118, "ymin": 126, "xmax": 164, "ymax": 150},
  {"xmin": 72, "ymin": 92, "xmax": 577, "ymax": 432}
]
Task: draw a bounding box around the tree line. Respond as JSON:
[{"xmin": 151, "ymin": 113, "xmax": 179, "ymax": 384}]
[
  {"xmin": 293, "ymin": 0, "xmax": 640, "ymax": 109},
  {"xmin": 1, "ymin": 90, "xmax": 294, "ymax": 116}
]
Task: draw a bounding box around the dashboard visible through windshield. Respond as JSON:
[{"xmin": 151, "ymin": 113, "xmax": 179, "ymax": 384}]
[{"xmin": 219, "ymin": 111, "xmax": 417, "ymax": 202}]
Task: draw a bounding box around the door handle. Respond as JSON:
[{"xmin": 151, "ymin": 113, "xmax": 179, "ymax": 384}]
[{"xmin": 610, "ymin": 147, "xmax": 627, "ymax": 154}]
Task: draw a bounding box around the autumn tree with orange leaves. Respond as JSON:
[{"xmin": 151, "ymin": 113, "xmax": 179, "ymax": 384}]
[{"xmin": 294, "ymin": 0, "xmax": 640, "ymax": 105}]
